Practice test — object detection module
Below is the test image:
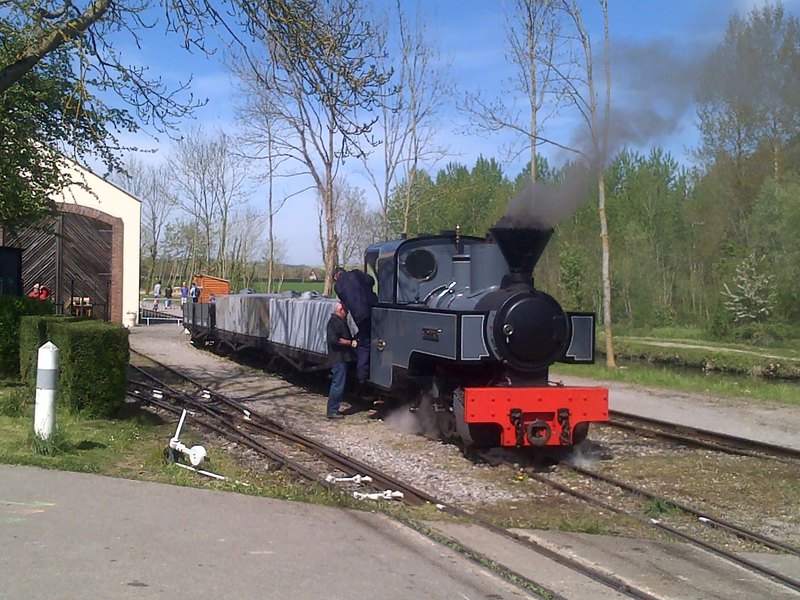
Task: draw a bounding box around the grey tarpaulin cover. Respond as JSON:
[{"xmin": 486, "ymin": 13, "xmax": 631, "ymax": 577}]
[
  {"xmin": 211, "ymin": 293, "xmax": 356, "ymax": 358},
  {"xmin": 215, "ymin": 294, "xmax": 280, "ymax": 337},
  {"xmin": 269, "ymin": 297, "xmax": 355, "ymax": 356}
]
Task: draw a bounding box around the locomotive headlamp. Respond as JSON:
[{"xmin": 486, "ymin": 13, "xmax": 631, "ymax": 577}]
[{"xmin": 502, "ymin": 323, "xmax": 514, "ymax": 336}]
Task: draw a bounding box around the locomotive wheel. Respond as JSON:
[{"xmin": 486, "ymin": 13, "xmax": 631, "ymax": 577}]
[
  {"xmin": 435, "ymin": 408, "xmax": 457, "ymax": 442},
  {"xmin": 572, "ymin": 422, "xmax": 589, "ymax": 445}
]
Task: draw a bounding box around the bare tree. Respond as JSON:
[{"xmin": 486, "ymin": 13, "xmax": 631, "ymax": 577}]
[
  {"xmin": 3, "ymin": 0, "xmax": 396, "ymax": 234},
  {"xmin": 231, "ymin": 0, "xmax": 390, "ymax": 295},
  {"xmin": 560, "ymin": 0, "xmax": 615, "ymax": 366},
  {"xmin": 116, "ymin": 158, "xmax": 174, "ymax": 290},
  {"xmin": 462, "ymin": 0, "xmax": 567, "ymax": 182},
  {"xmin": 235, "ymin": 61, "xmax": 293, "ymax": 293},
  {"xmin": 264, "ymin": 236, "xmax": 289, "ymax": 291},
  {"xmin": 331, "ymin": 180, "xmax": 383, "ymax": 267},
  {"xmin": 464, "ymin": 0, "xmax": 616, "ymax": 365},
  {"xmin": 226, "ymin": 207, "xmax": 269, "ymax": 291},
  {"xmin": 362, "ymin": 1, "xmax": 449, "ymax": 236},
  {"xmin": 169, "ymin": 127, "xmax": 249, "ymax": 278}
]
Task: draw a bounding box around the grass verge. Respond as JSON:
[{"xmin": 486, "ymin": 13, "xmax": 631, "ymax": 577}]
[
  {"xmin": 552, "ymin": 359, "xmax": 800, "ymax": 406},
  {"xmin": 0, "ymin": 386, "xmax": 361, "ymax": 508}
]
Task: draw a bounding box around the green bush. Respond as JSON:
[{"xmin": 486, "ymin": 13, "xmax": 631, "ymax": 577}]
[
  {"xmin": 730, "ymin": 322, "xmax": 783, "ymax": 345},
  {"xmin": 0, "ymin": 296, "xmax": 53, "ymax": 378},
  {"xmin": 19, "ymin": 315, "xmax": 85, "ymax": 387},
  {"xmin": 45, "ymin": 320, "xmax": 129, "ymax": 417}
]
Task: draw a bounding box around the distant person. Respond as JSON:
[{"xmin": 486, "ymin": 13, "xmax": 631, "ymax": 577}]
[
  {"xmin": 209, "ymin": 293, "xmax": 216, "ymax": 304},
  {"xmin": 153, "ymin": 280, "xmax": 161, "ymax": 311},
  {"xmin": 333, "ymin": 267, "xmax": 377, "ymax": 391},
  {"xmin": 325, "ymin": 302, "xmax": 357, "ymax": 420},
  {"xmin": 180, "ymin": 282, "xmax": 188, "ymax": 306},
  {"xmin": 190, "ymin": 282, "xmax": 200, "ymax": 303},
  {"xmin": 27, "ymin": 283, "xmax": 49, "ymax": 301},
  {"xmin": 165, "ymin": 285, "xmax": 173, "ymax": 308}
]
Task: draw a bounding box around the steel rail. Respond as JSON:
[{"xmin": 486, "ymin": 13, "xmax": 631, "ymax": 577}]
[
  {"xmin": 128, "ymin": 365, "xmax": 430, "ymax": 505},
  {"xmin": 562, "ymin": 462, "xmax": 800, "ymax": 557},
  {"xmin": 127, "ymin": 382, "xmax": 331, "ymax": 488},
  {"xmin": 129, "ymin": 351, "xmax": 660, "ymax": 600},
  {"xmin": 128, "ymin": 373, "xmax": 578, "ymax": 599},
  {"xmin": 608, "ymin": 410, "xmax": 800, "ymax": 465},
  {"xmin": 528, "ymin": 466, "xmax": 800, "ymax": 594}
]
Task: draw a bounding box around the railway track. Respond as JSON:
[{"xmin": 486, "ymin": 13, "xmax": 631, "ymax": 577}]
[
  {"xmin": 128, "ymin": 347, "xmax": 800, "ymax": 598},
  {"xmin": 607, "ymin": 410, "xmax": 800, "ymax": 465},
  {"xmin": 522, "ymin": 458, "xmax": 800, "ymax": 595},
  {"xmin": 129, "ymin": 350, "xmax": 664, "ymax": 600}
]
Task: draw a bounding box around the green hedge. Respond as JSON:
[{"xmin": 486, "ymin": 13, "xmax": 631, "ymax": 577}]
[
  {"xmin": 20, "ymin": 316, "xmax": 129, "ymax": 417},
  {"xmin": 19, "ymin": 315, "xmax": 85, "ymax": 387},
  {"xmin": 0, "ymin": 296, "xmax": 53, "ymax": 378}
]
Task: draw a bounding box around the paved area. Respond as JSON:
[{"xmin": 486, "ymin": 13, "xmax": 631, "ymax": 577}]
[
  {"xmin": 0, "ymin": 465, "xmax": 525, "ymax": 600},
  {"xmin": 4, "ymin": 464, "xmax": 798, "ymax": 600},
  {"xmin": 7, "ymin": 324, "xmax": 798, "ymax": 599},
  {"xmin": 557, "ymin": 373, "xmax": 800, "ymax": 451}
]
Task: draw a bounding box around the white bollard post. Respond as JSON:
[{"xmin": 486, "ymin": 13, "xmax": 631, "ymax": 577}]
[{"xmin": 34, "ymin": 341, "xmax": 59, "ymax": 440}]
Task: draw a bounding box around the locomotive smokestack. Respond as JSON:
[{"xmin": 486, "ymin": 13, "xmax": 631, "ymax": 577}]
[{"xmin": 489, "ymin": 226, "xmax": 553, "ymax": 285}]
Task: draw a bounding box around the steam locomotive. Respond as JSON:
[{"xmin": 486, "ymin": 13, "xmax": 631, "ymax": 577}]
[{"xmin": 184, "ymin": 224, "xmax": 608, "ymax": 449}]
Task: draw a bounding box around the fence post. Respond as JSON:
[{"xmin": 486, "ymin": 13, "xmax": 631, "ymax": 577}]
[{"xmin": 34, "ymin": 342, "xmax": 59, "ymax": 440}]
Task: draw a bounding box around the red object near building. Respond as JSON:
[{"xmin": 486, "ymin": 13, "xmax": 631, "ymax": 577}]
[{"xmin": 193, "ymin": 274, "xmax": 230, "ymax": 304}]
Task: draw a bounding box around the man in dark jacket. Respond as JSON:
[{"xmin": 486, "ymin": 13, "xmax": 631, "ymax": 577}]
[
  {"xmin": 333, "ymin": 267, "xmax": 377, "ymax": 386},
  {"xmin": 326, "ymin": 302, "xmax": 357, "ymax": 419}
]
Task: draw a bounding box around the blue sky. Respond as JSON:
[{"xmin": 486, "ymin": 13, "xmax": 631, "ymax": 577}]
[{"xmin": 115, "ymin": 0, "xmax": 800, "ymax": 265}]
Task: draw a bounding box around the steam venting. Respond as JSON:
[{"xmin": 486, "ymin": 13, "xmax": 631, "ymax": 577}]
[
  {"xmin": 490, "ymin": 163, "xmax": 594, "ymax": 284},
  {"xmin": 498, "ymin": 163, "xmax": 594, "ymax": 230}
]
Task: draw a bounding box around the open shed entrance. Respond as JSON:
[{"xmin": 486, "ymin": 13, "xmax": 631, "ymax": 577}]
[{"xmin": 2, "ymin": 207, "xmax": 123, "ymax": 321}]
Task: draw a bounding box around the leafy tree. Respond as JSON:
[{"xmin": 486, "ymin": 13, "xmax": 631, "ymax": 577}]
[
  {"xmin": 696, "ymin": 4, "xmax": 800, "ymax": 178},
  {"xmin": 0, "ymin": 24, "xmax": 132, "ymax": 231},
  {"xmin": 1, "ymin": 0, "xmax": 387, "ymax": 233},
  {"xmin": 388, "ymin": 158, "xmax": 515, "ymax": 240},
  {"xmin": 746, "ymin": 175, "xmax": 800, "ymax": 324},
  {"xmin": 605, "ymin": 149, "xmax": 690, "ymax": 325},
  {"xmin": 721, "ymin": 252, "xmax": 776, "ymax": 324},
  {"xmin": 694, "ymin": 3, "xmax": 800, "ymax": 257}
]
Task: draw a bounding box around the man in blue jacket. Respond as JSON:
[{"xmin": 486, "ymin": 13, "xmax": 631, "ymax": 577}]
[{"xmin": 333, "ymin": 267, "xmax": 377, "ymax": 389}]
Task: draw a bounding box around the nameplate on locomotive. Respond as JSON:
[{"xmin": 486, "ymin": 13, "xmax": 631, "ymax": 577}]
[{"xmin": 422, "ymin": 328, "xmax": 442, "ymax": 342}]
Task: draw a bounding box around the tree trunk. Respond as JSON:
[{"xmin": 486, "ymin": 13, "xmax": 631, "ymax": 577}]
[{"xmin": 598, "ymin": 176, "xmax": 615, "ymax": 367}]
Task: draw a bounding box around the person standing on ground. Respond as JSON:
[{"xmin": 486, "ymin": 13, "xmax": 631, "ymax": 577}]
[
  {"xmin": 325, "ymin": 301, "xmax": 357, "ymax": 420},
  {"xmin": 333, "ymin": 267, "xmax": 377, "ymax": 391},
  {"xmin": 180, "ymin": 282, "xmax": 188, "ymax": 306},
  {"xmin": 153, "ymin": 280, "xmax": 162, "ymax": 311},
  {"xmin": 165, "ymin": 284, "xmax": 173, "ymax": 308}
]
